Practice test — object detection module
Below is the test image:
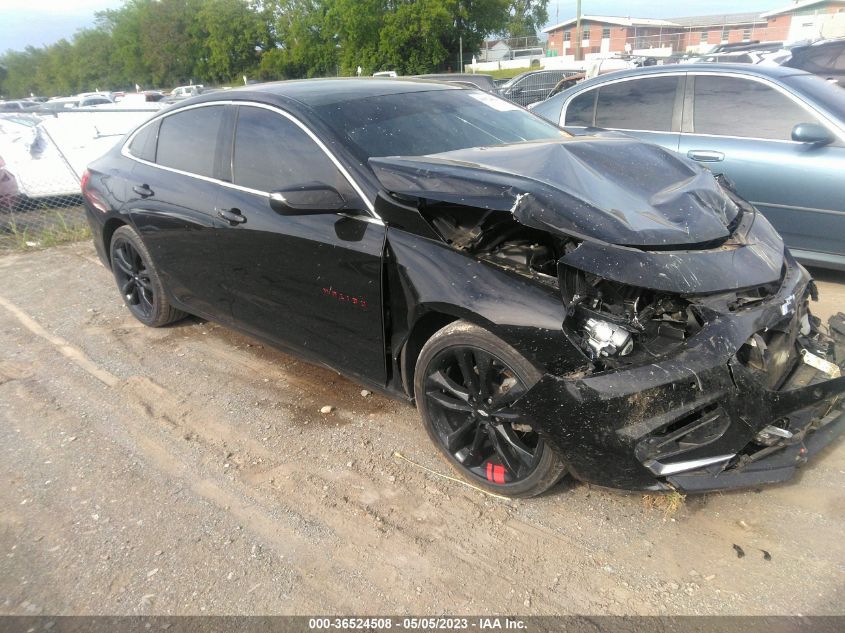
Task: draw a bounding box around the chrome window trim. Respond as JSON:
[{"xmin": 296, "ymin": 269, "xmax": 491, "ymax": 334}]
[
  {"xmin": 120, "ymin": 100, "xmax": 381, "ymax": 220},
  {"xmin": 560, "ymin": 70, "xmax": 845, "ymax": 143}
]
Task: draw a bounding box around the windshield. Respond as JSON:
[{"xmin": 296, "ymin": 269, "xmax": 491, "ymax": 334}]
[
  {"xmin": 313, "ymin": 88, "xmax": 566, "ymax": 161},
  {"xmin": 782, "ymin": 73, "xmax": 845, "ymax": 123}
]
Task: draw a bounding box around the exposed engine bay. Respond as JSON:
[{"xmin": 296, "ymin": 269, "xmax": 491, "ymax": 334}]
[{"xmin": 417, "ymin": 201, "xmax": 708, "ymax": 370}]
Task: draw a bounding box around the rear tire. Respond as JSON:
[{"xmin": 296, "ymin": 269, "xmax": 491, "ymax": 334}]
[
  {"xmin": 414, "ymin": 320, "xmax": 566, "ymax": 498},
  {"xmin": 109, "ymin": 225, "xmax": 185, "ymax": 327}
]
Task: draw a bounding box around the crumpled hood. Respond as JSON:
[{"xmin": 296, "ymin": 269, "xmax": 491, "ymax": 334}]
[{"xmin": 369, "ymin": 137, "xmax": 741, "ymax": 248}]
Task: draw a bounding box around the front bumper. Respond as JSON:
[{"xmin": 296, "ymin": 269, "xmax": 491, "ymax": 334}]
[
  {"xmin": 667, "ymin": 409, "xmax": 845, "ymax": 492},
  {"xmin": 515, "ymin": 258, "xmax": 845, "ymax": 493}
]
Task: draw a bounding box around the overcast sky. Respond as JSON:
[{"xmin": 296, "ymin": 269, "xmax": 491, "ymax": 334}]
[{"xmin": 2, "ymin": 0, "xmax": 787, "ymax": 52}]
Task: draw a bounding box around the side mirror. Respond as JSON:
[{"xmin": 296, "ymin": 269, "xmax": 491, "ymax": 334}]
[
  {"xmin": 269, "ymin": 182, "xmax": 347, "ymax": 214},
  {"xmin": 791, "ymin": 123, "xmax": 835, "ymax": 146}
]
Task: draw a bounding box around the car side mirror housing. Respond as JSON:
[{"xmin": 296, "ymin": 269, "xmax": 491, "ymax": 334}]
[
  {"xmin": 269, "ymin": 183, "xmax": 347, "ymax": 214},
  {"xmin": 791, "ymin": 123, "xmax": 835, "ymax": 146}
]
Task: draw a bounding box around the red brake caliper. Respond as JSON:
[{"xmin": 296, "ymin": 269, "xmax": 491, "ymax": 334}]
[{"xmin": 486, "ymin": 462, "xmax": 507, "ymax": 484}]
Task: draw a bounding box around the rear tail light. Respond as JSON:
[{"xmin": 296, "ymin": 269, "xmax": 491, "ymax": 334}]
[{"xmin": 81, "ymin": 169, "xmax": 108, "ymax": 212}]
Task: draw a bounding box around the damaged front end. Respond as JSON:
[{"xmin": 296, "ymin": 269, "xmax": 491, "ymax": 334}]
[{"xmin": 373, "ymin": 137, "xmax": 845, "ymax": 493}]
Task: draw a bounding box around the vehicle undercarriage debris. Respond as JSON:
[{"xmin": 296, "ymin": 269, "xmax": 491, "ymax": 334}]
[{"xmin": 372, "ymin": 136, "xmax": 845, "ymax": 492}]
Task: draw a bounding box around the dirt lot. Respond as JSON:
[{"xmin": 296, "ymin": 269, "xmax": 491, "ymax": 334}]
[{"xmin": 0, "ymin": 241, "xmax": 843, "ymax": 616}]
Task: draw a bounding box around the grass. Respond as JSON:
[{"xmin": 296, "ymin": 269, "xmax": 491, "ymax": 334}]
[
  {"xmin": 481, "ymin": 67, "xmax": 535, "ymax": 81},
  {"xmin": 643, "ymin": 490, "xmax": 687, "ymax": 519},
  {"xmin": 2, "ymin": 211, "xmax": 91, "ymax": 251}
]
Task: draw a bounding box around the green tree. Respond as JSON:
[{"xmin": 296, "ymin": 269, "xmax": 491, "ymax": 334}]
[
  {"xmin": 506, "ymin": 0, "xmax": 548, "ymax": 38},
  {"xmin": 138, "ymin": 0, "xmax": 201, "ymax": 88},
  {"xmin": 71, "ymin": 28, "xmax": 116, "ymax": 93},
  {"xmin": 380, "ymin": 0, "xmax": 451, "ymax": 74},
  {"xmin": 261, "ymin": 0, "xmax": 340, "ymax": 79},
  {"xmin": 196, "ymin": 0, "xmax": 266, "ymax": 83},
  {"xmin": 97, "ymin": 0, "xmax": 154, "ymax": 88},
  {"xmin": 0, "ymin": 0, "xmax": 525, "ymax": 97}
]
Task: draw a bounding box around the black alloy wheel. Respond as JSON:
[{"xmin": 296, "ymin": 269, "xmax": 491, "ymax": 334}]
[
  {"xmin": 415, "ymin": 321, "xmax": 566, "ymax": 497},
  {"xmin": 112, "ymin": 237, "xmax": 154, "ymax": 320},
  {"xmin": 109, "ymin": 225, "xmax": 185, "ymax": 327}
]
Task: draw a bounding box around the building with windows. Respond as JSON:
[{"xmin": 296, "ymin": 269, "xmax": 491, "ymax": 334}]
[
  {"xmin": 545, "ymin": 16, "xmax": 678, "ymax": 59},
  {"xmin": 542, "ymin": 1, "xmax": 845, "ymax": 60}
]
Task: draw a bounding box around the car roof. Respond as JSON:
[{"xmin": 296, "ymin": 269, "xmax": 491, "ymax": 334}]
[
  {"xmin": 190, "ymin": 77, "xmax": 458, "ymax": 109},
  {"xmin": 791, "ymin": 37, "xmax": 845, "ymax": 52},
  {"xmin": 560, "ymin": 63, "xmax": 812, "ymax": 91}
]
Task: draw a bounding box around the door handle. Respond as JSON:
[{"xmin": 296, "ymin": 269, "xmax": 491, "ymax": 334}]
[
  {"xmin": 133, "ymin": 184, "xmax": 154, "ymax": 198},
  {"xmin": 216, "ymin": 207, "xmax": 246, "ymax": 224},
  {"xmin": 687, "ymin": 150, "xmax": 725, "ymax": 162}
]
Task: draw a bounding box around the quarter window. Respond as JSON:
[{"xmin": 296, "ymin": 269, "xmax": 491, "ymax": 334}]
[
  {"xmin": 232, "ymin": 106, "xmax": 351, "ymax": 197},
  {"xmin": 693, "ymin": 75, "xmax": 823, "ymax": 140},
  {"xmin": 127, "ymin": 120, "xmax": 159, "ymax": 162},
  {"xmin": 565, "ymin": 89, "xmax": 597, "ymax": 126},
  {"xmin": 156, "ymin": 106, "xmax": 224, "ymax": 178},
  {"xmin": 593, "ymin": 76, "xmax": 679, "ymax": 132}
]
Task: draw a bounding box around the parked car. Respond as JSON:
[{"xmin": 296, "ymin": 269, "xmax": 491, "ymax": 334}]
[
  {"xmin": 690, "ymin": 40, "xmax": 787, "ymax": 65},
  {"xmin": 782, "ymin": 38, "xmax": 845, "ymax": 86},
  {"xmin": 499, "ymin": 69, "xmax": 582, "ymax": 107},
  {"xmin": 40, "ymin": 94, "xmax": 114, "ymax": 111},
  {"xmin": 532, "ymin": 64, "xmax": 845, "ymax": 270},
  {"xmin": 115, "ymin": 92, "xmax": 167, "ymax": 108},
  {"xmin": 169, "ymin": 84, "xmax": 204, "ymax": 98},
  {"xmin": 82, "ymin": 78, "xmax": 845, "ymax": 497},
  {"xmin": 412, "ymin": 73, "xmax": 499, "ymax": 93},
  {"xmin": 0, "ymin": 100, "xmax": 41, "ymax": 111},
  {"xmin": 0, "ymin": 155, "xmax": 20, "ymax": 211}
]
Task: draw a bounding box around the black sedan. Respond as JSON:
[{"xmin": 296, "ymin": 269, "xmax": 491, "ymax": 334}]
[{"xmin": 82, "ymin": 79, "xmax": 845, "ymax": 497}]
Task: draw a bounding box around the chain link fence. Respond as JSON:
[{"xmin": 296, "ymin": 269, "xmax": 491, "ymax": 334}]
[{"xmin": 0, "ymin": 107, "xmax": 158, "ymax": 253}]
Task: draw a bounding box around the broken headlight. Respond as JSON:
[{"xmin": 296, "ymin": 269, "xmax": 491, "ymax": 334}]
[
  {"xmin": 582, "ymin": 318, "xmax": 634, "ymax": 358},
  {"xmin": 561, "ymin": 267, "xmax": 701, "ymax": 366}
]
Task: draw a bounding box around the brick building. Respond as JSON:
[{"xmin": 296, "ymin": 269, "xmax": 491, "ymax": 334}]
[
  {"xmin": 542, "ymin": 0, "xmax": 845, "ymax": 60},
  {"xmin": 545, "ymin": 16, "xmax": 678, "ymax": 59}
]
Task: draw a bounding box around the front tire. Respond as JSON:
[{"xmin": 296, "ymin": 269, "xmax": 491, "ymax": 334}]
[
  {"xmin": 109, "ymin": 225, "xmax": 185, "ymax": 327},
  {"xmin": 414, "ymin": 320, "xmax": 566, "ymax": 498}
]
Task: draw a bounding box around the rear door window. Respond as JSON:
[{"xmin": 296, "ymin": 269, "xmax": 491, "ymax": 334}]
[
  {"xmin": 594, "ymin": 76, "xmax": 680, "ymax": 132},
  {"xmin": 156, "ymin": 105, "xmax": 225, "ymax": 178},
  {"xmin": 692, "ymin": 75, "xmax": 822, "ymax": 140}
]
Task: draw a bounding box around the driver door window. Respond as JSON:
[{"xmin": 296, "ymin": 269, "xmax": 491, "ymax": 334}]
[
  {"xmin": 691, "ymin": 75, "xmax": 823, "ymax": 139},
  {"xmin": 232, "ymin": 105, "xmax": 355, "ymax": 201}
]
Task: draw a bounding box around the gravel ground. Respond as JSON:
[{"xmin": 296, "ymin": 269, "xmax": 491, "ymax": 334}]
[{"xmin": 0, "ymin": 241, "xmax": 843, "ymax": 616}]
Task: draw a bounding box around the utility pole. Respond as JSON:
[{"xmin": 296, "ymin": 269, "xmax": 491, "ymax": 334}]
[
  {"xmin": 459, "ymin": 35, "xmax": 463, "ymax": 72},
  {"xmin": 575, "ymin": 0, "xmax": 582, "ymax": 61}
]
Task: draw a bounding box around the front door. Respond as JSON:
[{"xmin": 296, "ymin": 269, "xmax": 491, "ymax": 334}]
[
  {"xmin": 215, "ymin": 104, "xmax": 388, "ymax": 385},
  {"xmin": 678, "ymin": 74, "xmax": 845, "ymax": 261}
]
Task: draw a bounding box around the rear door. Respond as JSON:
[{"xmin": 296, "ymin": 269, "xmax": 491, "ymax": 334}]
[
  {"xmin": 560, "ymin": 74, "xmax": 684, "ymax": 152},
  {"xmin": 678, "ymin": 73, "xmax": 845, "ymax": 261},
  {"xmin": 124, "ymin": 104, "xmax": 231, "ymax": 319},
  {"xmin": 214, "ymin": 104, "xmax": 388, "ymax": 385}
]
